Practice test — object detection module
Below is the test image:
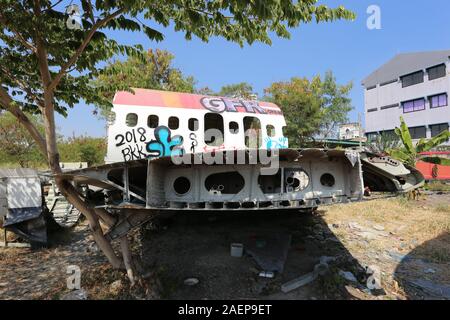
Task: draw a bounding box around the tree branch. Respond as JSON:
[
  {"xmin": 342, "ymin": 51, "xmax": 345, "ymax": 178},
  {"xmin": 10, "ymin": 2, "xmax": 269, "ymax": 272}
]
[
  {"xmin": 47, "ymin": 8, "xmax": 125, "ymax": 92},
  {"xmin": 0, "ymin": 86, "xmax": 47, "ymax": 156},
  {"xmin": 0, "ymin": 66, "xmax": 44, "ymax": 107},
  {"xmin": 0, "ymin": 13, "xmax": 37, "ymax": 53}
]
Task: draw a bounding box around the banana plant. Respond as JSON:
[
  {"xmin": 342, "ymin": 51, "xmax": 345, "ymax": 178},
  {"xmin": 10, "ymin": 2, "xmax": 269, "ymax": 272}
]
[{"xmin": 388, "ymin": 116, "xmax": 450, "ymax": 167}]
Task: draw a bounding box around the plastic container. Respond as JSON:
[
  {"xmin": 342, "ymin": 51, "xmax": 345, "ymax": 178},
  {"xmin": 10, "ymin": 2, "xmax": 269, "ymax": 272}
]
[{"xmin": 230, "ymin": 243, "xmax": 244, "ymax": 257}]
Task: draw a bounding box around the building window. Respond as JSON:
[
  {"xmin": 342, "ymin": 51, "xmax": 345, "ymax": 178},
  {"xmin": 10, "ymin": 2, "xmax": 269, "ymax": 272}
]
[
  {"xmin": 188, "ymin": 118, "xmax": 199, "ymax": 131},
  {"xmin": 147, "ymin": 115, "xmax": 158, "ymax": 128},
  {"xmin": 366, "ymin": 85, "xmax": 376, "ymax": 91},
  {"xmin": 401, "ymin": 70, "xmax": 424, "ymax": 88},
  {"xmin": 367, "ymin": 108, "xmax": 378, "ymax": 113},
  {"xmin": 430, "ymin": 123, "xmax": 449, "ymax": 137},
  {"xmin": 380, "ymin": 79, "xmax": 397, "ymax": 87},
  {"xmin": 408, "ymin": 126, "xmax": 426, "ymax": 139},
  {"xmin": 402, "ymin": 98, "xmax": 425, "ymax": 113},
  {"xmin": 427, "ymin": 64, "xmax": 446, "ymax": 81},
  {"xmin": 366, "ymin": 132, "xmax": 379, "ymax": 142},
  {"xmin": 229, "ymin": 121, "xmax": 239, "ymax": 134},
  {"xmin": 168, "ymin": 116, "xmax": 179, "ymax": 130},
  {"xmin": 380, "ymin": 130, "xmax": 396, "ymax": 138},
  {"xmin": 126, "ymin": 113, "xmax": 138, "ymax": 127},
  {"xmin": 204, "ymin": 113, "xmax": 224, "ymax": 146},
  {"xmin": 429, "ymin": 93, "xmax": 448, "ymax": 108},
  {"xmin": 380, "ymin": 103, "xmax": 399, "ymax": 110},
  {"xmin": 266, "ymin": 125, "xmax": 275, "ymax": 137}
]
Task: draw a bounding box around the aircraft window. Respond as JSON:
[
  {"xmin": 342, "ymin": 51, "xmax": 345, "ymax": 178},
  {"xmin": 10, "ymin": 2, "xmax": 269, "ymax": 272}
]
[
  {"xmin": 244, "ymin": 116, "xmax": 262, "ymax": 148},
  {"xmin": 188, "ymin": 118, "xmax": 199, "ymax": 131},
  {"xmin": 204, "ymin": 113, "xmax": 224, "ymax": 146},
  {"xmin": 126, "ymin": 113, "xmax": 138, "ymax": 127},
  {"xmin": 229, "ymin": 121, "xmax": 239, "ymax": 134},
  {"xmin": 266, "ymin": 125, "xmax": 275, "ymax": 137},
  {"xmin": 168, "ymin": 116, "xmax": 179, "ymax": 130},
  {"xmin": 147, "ymin": 115, "xmax": 159, "ymax": 128}
]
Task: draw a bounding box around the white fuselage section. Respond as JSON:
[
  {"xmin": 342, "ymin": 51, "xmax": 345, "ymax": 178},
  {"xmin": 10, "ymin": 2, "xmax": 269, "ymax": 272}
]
[{"xmin": 105, "ymin": 102, "xmax": 288, "ymax": 163}]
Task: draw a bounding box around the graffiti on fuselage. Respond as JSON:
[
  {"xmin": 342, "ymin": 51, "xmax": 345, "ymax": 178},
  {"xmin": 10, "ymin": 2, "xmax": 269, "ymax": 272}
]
[
  {"xmin": 189, "ymin": 133, "xmax": 198, "ymax": 153},
  {"xmin": 200, "ymin": 97, "xmax": 282, "ymax": 114},
  {"xmin": 114, "ymin": 127, "xmax": 148, "ymax": 161},
  {"xmin": 146, "ymin": 126, "xmax": 184, "ymax": 158},
  {"xmin": 265, "ymin": 136, "xmax": 288, "ymax": 150}
]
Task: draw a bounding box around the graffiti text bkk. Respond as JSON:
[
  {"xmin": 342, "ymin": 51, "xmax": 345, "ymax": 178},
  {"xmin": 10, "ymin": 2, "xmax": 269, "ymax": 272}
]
[{"xmin": 114, "ymin": 96, "xmax": 285, "ymax": 162}]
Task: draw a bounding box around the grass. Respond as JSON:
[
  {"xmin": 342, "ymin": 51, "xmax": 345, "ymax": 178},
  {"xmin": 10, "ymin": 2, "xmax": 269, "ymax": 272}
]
[
  {"xmin": 322, "ymin": 197, "xmax": 450, "ymax": 265},
  {"xmin": 425, "ymin": 181, "xmax": 450, "ymax": 192}
]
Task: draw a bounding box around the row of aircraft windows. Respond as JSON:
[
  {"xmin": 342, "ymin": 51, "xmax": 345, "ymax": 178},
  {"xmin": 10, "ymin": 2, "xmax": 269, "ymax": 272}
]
[{"xmin": 125, "ymin": 113, "xmax": 278, "ymax": 138}]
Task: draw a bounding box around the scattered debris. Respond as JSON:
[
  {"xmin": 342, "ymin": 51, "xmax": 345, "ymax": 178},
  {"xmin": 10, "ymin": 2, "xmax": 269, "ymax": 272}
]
[
  {"xmin": 281, "ymin": 256, "xmax": 334, "ymax": 293},
  {"xmin": 339, "ymin": 270, "xmax": 358, "ymax": 283},
  {"xmin": 348, "ymin": 222, "xmax": 362, "ymax": 230},
  {"xmin": 408, "ymin": 279, "xmax": 450, "ymax": 299},
  {"xmin": 386, "ymin": 250, "xmax": 411, "ymax": 263},
  {"xmin": 183, "ymin": 278, "xmax": 199, "ymax": 286},
  {"xmin": 60, "ymin": 289, "xmax": 88, "ymax": 300},
  {"xmin": 245, "ymin": 233, "xmax": 291, "ymax": 273},
  {"xmin": 372, "ymin": 224, "xmax": 385, "ymax": 231},
  {"xmin": 258, "ymin": 271, "xmax": 275, "ymax": 279},
  {"xmin": 109, "ymin": 280, "xmax": 123, "ymax": 295},
  {"xmin": 230, "ymin": 243, "xmax": 243, "ymax": 258},
  {"xmin": 424, "ymin": 268, "xmax": 436, "ymax": 274}
]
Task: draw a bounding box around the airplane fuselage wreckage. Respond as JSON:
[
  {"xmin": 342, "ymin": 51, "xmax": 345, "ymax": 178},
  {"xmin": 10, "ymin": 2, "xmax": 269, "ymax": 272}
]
[{"xmin": 1, "ymin": 89, "xmax": 424, "ymax": 244}]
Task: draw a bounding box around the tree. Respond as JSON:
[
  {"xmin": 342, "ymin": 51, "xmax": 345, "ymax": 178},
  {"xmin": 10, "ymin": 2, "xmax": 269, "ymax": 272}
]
[
  {"xmin": 93, "ymin": 49, "xmax": 196, "ymax": 119},
  {"xmin": 319, "ymin": 71, "xmax": 353, "ymax": 139},
  {"xmin": 0, "ymin": 111, "xmax": 45, "ymax": 167},
  {"xmin": 264, "ymin": 76, "xmax": 323, "ymax": 147},
  {"xmin": 219, "ymin": 82, "xmax": 255, "ymax": 99},
  {"xmin": 368, "ymin": 131, "xmax": 401, "ymax": 155},
  {"xmin": 58, "ymin": 136, "xmax": 107, "ymax": 166},
  {"xmin": 264, "ymin": 71, "xmax": 353, "ymax": 147},
  {"xmin": 0, "ymin": 0, "xmax": 355, "ymax": 283},
  {"xmin": 389, "ymin": 116, "xmax": 450, "ymax": 167}
]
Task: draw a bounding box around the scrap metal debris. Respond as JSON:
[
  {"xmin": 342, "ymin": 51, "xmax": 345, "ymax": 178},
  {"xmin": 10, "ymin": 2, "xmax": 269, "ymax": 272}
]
[
  {"xmin": 244, "ymin": 233, "xmax": 291, "ymax": 274},
  {"xmin": 281, "ymin": 256, "xmax": 335, "ymax": 293}
]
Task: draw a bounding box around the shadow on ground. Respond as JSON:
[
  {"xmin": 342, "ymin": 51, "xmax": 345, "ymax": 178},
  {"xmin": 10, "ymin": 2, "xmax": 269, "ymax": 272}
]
[
  {"xmin": 394, "ymin": 232, "xmax": 450, "ymax": 300},
  {"xmin": 140, "ymin": 210, "xmax": 370, "ymax": 300}
]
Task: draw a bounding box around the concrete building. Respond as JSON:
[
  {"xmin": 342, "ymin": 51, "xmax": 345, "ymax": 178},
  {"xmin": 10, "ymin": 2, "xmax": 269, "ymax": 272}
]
[
  {"xmin": 362, "ymin": 50, "xmax": 450, "ymax": 143},
  {"xmin": 338, "ymin": 122, "xmax": 365, "ymax": 141}
]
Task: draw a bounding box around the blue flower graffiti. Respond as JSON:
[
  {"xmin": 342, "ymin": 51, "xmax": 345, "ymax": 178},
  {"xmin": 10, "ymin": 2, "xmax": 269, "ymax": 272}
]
[
  {"xmin": 146, "ymin": 126, "xmax": 184, "ymax": 158},
  {"xmin": 265, "ymin": 136, "xmax": 288, "ymax": 150}
]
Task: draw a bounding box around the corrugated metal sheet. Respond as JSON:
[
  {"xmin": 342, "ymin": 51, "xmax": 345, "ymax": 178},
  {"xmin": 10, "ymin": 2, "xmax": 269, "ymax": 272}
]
[{"xmin": 0, "ymin": 168, "xmax": 38, "ymax": 178}]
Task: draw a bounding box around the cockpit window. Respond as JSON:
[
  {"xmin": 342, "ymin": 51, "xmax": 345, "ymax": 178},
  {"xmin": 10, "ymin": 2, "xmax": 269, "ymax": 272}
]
[
  {"xmin": 168, "ymin": 116, "xmax": 179, "ymax": 130},
  {"xmin": 204, "ymin": 113, "xmax": 224, "ymax": 146},
  {"xmin": 126, "ymin": 113, "xmax": 138, "ymax": 127},
  {"xmin": 147, "ymin": 115, "xmax": 159, "ymax": 128}
]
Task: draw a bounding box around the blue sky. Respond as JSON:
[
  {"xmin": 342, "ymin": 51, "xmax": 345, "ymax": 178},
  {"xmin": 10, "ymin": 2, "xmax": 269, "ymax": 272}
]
[{"xmin": 56, "ymin": 0, "xmax": 450, "ymax": 137}]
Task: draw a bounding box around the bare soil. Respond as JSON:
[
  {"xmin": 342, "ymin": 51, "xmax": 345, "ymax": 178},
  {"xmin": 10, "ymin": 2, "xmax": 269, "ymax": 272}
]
[{"xmin": 0, "ymin": 192, "xmax": 449, "ymax": 300}]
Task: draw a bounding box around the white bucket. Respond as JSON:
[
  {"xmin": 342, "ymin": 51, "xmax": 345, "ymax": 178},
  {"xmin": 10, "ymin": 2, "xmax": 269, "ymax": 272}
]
[{"xmin": 230, "ymin": 243, "xmax": 244, "ymax": 257}]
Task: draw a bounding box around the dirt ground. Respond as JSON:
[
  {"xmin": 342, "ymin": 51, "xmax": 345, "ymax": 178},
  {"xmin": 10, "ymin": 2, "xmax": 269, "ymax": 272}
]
[{"xmin": 0, "ymin": 192, "xmax": 449, "ymax": 300}]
